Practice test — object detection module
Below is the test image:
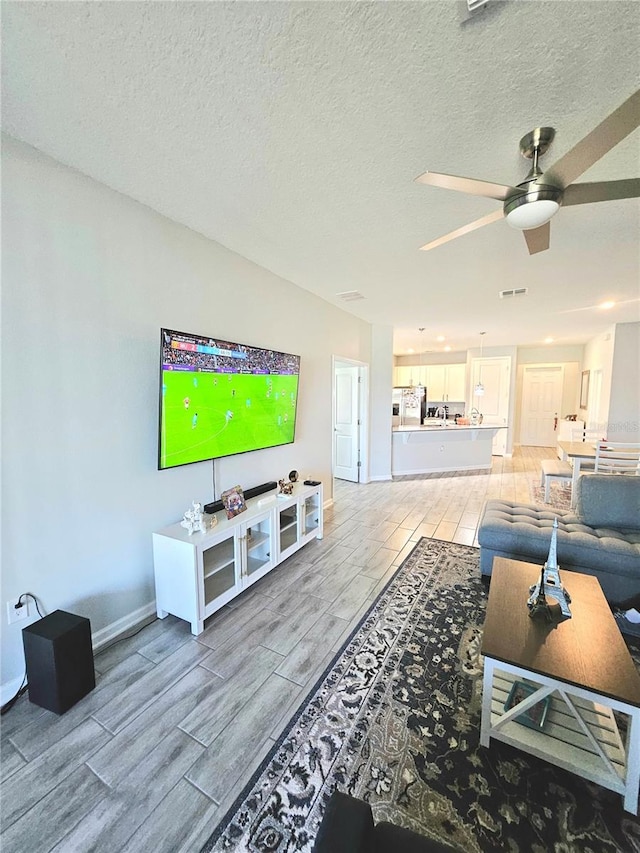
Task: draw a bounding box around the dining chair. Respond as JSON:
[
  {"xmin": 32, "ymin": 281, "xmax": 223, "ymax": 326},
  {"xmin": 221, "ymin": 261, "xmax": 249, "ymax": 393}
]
[
  {"xmin": 572, "ymin": 426, "xmax": 605, "ymax": 442},
  {"xmin": 570, "ymin": 426, "xmax": 602, "ymax": 473},
  {"xmin": 594, "ymin": 441, "xmax": 640, "ymax": 474}
]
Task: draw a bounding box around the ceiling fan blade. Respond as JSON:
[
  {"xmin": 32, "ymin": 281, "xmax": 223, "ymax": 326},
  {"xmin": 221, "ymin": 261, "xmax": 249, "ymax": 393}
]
[
  {"xmin": 544, "ymin": 89, "xmax": 640, "ymax": 188},
  {"xmin": 563, "ymin": 178, "xmax": 640, "ymax": 207},
  {"xmin": 522, "ymin": 222, "xmax": 550, "ymax": 255},
  {"xmin": 415, "ymin": 171, "xmax": 518, "ymax": 201},
  {"xmin": 419, "ymin": 209, "xmax": 504, "ymax": 252}
]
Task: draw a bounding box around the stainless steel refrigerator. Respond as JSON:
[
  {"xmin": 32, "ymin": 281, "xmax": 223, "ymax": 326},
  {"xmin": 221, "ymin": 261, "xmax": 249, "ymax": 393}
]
[{"xmin": 392, "ymin": 386, "xmax": 426, "ymax": 426}]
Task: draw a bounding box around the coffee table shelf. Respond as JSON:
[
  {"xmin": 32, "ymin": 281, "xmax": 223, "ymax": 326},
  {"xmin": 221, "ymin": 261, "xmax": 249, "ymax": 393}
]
[{"xmin": 484, "ymin": 667, "xmax": 629, "ymax": 800}]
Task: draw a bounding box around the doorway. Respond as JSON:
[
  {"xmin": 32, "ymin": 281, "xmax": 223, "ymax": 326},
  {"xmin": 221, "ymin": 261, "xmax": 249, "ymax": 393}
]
[
  {"xmin": 520, "ymin": 365, "xmax": 564, "ymax": 447},
  {"xmin": 332, "ymin": 358, "xmax": 368, "ymax": 483},
  {"xmin": 470, "ymin": 356, "xmax": 511, "ymax": 455}
]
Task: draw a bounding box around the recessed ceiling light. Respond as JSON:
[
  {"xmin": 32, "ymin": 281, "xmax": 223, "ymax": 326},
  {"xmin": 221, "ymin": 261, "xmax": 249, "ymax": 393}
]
[
  {"xmin": 544, "ymin": 337, "xmax": 554, "ymax": 344},
  {"xmin": 336, "ymin": 290, "xmax": 365, "ymax": 302},
  {"xmin": 600, "ymin": 300, "xmax": 615, "ymax": 310},
  {"xmin": 444, "ymin": 345, "xmax": 451, "ymax": 352},
  {"xmin": 436, "ymin": 335, "xmax": 445, "ymax": 342},
  {"xmin": 407, "ymin": 348, "xmax": 415, "ymax": 354}
]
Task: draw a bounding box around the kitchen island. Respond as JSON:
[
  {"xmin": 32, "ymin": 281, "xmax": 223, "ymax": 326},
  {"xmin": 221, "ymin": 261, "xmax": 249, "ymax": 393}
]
[{"xmin": 392, "ymin": 423, "xmax": 508, "ymax": 476}]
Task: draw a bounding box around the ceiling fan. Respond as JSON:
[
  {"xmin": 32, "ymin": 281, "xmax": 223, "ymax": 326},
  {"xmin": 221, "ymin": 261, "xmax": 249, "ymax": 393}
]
[{"xmin": 416, "ymin": 89, "xmax": 640, "ymax": 255}]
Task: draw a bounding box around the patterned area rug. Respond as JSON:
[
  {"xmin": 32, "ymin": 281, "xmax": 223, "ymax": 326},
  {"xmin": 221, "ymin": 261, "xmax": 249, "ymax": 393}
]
[
  {"xmin": 201, "ymin": 538, "xmax": 640, "ymax": 853},
  {"xmin": 528, "ymin": 477, "xmax": 572, "ymax": 511}
]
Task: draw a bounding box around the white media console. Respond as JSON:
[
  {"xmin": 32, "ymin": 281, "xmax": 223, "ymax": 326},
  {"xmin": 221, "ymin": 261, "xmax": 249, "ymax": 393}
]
[{"xmin": 152, "ymin": 482, "xmax": 323, "ymax": 635}]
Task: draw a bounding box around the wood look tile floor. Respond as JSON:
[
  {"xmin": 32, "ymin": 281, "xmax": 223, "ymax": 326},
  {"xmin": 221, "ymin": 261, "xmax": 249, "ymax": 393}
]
[{"xmin": 1, "ymin": 447, "xmax": 559, "ymax": 853}]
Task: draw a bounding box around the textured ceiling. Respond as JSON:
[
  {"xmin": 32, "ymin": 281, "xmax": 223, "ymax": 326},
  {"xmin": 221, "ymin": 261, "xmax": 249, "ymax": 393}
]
[{"xmin": 2, "ymin": 1, "xmax": 639, "ymax": 354}]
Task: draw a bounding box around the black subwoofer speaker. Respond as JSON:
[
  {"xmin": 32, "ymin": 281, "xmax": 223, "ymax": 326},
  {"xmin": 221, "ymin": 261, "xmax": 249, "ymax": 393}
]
[{"xmin": 22, "ymin": 609, "xmax": 95, "ymax": 714}]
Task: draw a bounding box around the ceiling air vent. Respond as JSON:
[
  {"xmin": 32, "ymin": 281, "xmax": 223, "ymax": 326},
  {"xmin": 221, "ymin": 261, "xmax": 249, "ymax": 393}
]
[
  {"xmin": 499, "ymin": 287, "xmax": 529, "ymax": 299},
  {"xmin": 467, "ymin": 0, "xmax": 489, "ymax": 11},
  {"xmin": 337, "ymin": 290, "xmax": 365, "ymax": 302}
]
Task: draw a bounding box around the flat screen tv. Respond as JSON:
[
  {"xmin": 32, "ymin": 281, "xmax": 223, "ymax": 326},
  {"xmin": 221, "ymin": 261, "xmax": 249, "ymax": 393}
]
[{"xmin": 158, "ymin": 328, "xmax": 300, "ymax": 470}]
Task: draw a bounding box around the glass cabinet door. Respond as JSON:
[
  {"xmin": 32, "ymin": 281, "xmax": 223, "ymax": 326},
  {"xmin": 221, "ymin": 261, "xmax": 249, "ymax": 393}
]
[
  {"xmin": 303, "ymin": 493, "xmax": 320, "ymax": 537},
  {"xmin": 201, "ymin": 531, "xmax": 239, "ymax": 613},
  {"xmin": 278, "ymin": 501, "xmax": 299, "ymax": 557},
  {"xmin": 243, "ymin": 512, "xmax": 274, "ymax": 582}
]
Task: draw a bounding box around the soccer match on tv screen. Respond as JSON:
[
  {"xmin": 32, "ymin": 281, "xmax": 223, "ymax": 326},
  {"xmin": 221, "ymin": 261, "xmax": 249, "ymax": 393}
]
[{"xmin": 159, "ymin": 328, "xmax": 300, "ymax": 470}]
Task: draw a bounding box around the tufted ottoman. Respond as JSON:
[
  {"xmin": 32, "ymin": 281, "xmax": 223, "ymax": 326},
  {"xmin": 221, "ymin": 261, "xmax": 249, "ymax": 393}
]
[{"xmin": 478, "ymin": 473, "xmax": 640, "ymax": 604}]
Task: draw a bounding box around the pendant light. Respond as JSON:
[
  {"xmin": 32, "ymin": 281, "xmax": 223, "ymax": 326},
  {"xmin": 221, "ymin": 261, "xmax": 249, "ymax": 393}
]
[
  {"xmin": 474, "ymin": 332, "xmax": 486, "ymax": 397},
  {"xmin": 417, "ymin": 327, "xmax": 425, "ymax": 391}
]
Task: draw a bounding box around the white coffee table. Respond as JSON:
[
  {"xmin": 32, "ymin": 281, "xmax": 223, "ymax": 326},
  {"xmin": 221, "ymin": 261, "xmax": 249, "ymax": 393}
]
[{"xmin": 480, "ymin": 557, "xmax": 640, "ymax": 814}]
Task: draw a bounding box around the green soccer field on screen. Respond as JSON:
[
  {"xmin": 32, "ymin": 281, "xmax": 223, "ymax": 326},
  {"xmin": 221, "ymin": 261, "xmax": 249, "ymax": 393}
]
[{"xmin": 159, "ymin": 371, "xmax": 298, "ymax": 469}]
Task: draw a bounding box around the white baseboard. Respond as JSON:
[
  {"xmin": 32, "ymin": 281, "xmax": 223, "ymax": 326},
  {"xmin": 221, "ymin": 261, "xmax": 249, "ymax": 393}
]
[
  {"xmin": 392, "ymin": 464, "xmax": 490, "ymax": 476},
  {"xmin": 0, "ymin": 601, "xmax": 157, "ymax": 706},
  {"xmin": 91, "ymin": 601, "xmax": 158, "ymax": 653},
  {"xmin": 369, "ymin": 474, "xmax": 393, "ymax": 481},
  {"xmin": 1, "ymin": 674, "xmax": 26, "ymax": 707}
]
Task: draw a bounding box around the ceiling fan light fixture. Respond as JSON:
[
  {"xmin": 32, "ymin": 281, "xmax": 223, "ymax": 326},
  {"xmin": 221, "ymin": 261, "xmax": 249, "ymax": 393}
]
[{"xmin": 504, "ymin": 186, "xmax": 562, "ymax": 230}]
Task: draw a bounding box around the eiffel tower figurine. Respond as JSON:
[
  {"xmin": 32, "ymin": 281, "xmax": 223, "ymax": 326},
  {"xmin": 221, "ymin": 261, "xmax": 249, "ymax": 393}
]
[{"xmin": 527, "ymin": 518, "xmax": 572, "ymax": 622}]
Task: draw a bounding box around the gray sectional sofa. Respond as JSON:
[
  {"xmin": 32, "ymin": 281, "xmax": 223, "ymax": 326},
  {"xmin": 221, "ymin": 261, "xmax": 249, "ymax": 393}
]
[{"xmin": 478, "ymin": 474, "xmax": 640, "ymax": 604}]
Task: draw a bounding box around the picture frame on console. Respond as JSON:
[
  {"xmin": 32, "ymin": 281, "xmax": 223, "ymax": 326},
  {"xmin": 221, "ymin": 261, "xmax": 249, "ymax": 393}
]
[{"xmin": 221, "ymin": 485, "xmax": 247, "ymax": 519}]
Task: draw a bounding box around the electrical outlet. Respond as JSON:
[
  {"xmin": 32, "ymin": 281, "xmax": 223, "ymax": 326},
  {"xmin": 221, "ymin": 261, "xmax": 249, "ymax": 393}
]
[{"xmin": 7, "ymin": 598, "xmax": 29, "ymax": 625}]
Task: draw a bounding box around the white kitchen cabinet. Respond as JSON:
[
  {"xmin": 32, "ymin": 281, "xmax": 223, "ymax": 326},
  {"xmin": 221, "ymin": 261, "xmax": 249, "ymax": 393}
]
[
  {"xmin": 393, "ymin": 365, "xmax": 415, "ymax": 387},
  {"xmin": 444, "ymin": 364, "xmax": 466, "ymax": 401},
  {"xmin": 425, "ymin": 366, "xmax": 445, "ymax": 400},
  {"xmin": 395, "ymin": 363, "xmax": 466, "ymax": 401},
  {"xmin": 425, "ymin": 363, "xmax": 466, "ymax": 402},
  {"xmin": 153, "ymin": 482, "xmax": 323, "ymax": 635}
]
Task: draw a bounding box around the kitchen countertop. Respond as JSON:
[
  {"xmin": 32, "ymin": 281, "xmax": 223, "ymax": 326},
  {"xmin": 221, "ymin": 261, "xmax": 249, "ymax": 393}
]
[{"xmin": 393, "ymin": 423, "xmax": 507, "ymax": 433}]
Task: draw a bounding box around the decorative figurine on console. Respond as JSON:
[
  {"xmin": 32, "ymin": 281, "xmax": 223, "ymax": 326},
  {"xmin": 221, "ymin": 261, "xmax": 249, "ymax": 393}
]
[
  {"xmin": 527, "ymin": 518, "xmax": 572, "ymax": 623},
  {"xmin": 181, "ymin": 501, "xmax": 206, "ymax": 535},
  {"xmin": 278, "ymin": 478, "xmax": 294, "ymax": 496}
]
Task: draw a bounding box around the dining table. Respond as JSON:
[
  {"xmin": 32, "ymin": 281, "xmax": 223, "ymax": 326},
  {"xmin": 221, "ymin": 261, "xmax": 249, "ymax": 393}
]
[{"xmin": 557, "ymin": 440, "xmax": 597, "ymax": 508}]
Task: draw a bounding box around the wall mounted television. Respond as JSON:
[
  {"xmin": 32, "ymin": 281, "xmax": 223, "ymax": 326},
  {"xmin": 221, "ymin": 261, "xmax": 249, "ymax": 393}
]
[{"xmin": 158, "ymin": 328, "xmax": 300, "ymax": 470}]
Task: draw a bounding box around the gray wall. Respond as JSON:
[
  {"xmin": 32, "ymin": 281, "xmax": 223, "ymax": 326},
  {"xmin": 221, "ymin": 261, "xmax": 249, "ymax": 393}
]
[
  {"xmin": 609, "ymin": 322, "xmax": 640, "ymax": 441},
  {"xmin": 369, "ymin": 326, "xmax": 393, "ymax": 481},
  {"xmin": 0, "ymin": 137, "xmax": 371, "ymax": 697}
]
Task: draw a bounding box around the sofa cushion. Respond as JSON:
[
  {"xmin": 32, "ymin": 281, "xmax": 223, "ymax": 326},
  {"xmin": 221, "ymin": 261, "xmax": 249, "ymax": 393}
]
[
  {"xmin": 576, "ymin": 473, "xmax": 640, "ymax": 531},
  {"xmin": 478, "ymin": 501, "xmax": 640, "ymax": 579},
  {"xmin": 312, "ymin": 791, "xmax": 457, "ymax": 853},
  {"xmin": 376, "ymin": 822, "xmax": 456, "ymax": 852},
  {"xmin": 312, "ymin": 791, "xmax": 375, "ymax": 853}
]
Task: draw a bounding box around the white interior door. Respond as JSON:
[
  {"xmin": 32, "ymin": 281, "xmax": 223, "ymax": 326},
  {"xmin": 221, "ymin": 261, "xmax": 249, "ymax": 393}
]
[
  {"xmin": 471, "ymin": 357, "xmax": 511, "ymax": 455},
  {"xmin": 520, "ymin": 366, "xmax": 564, "ymax": 446},
  {"xmin": 334, "ymin": 365, "xmax": 360, "ymax": 482}
]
